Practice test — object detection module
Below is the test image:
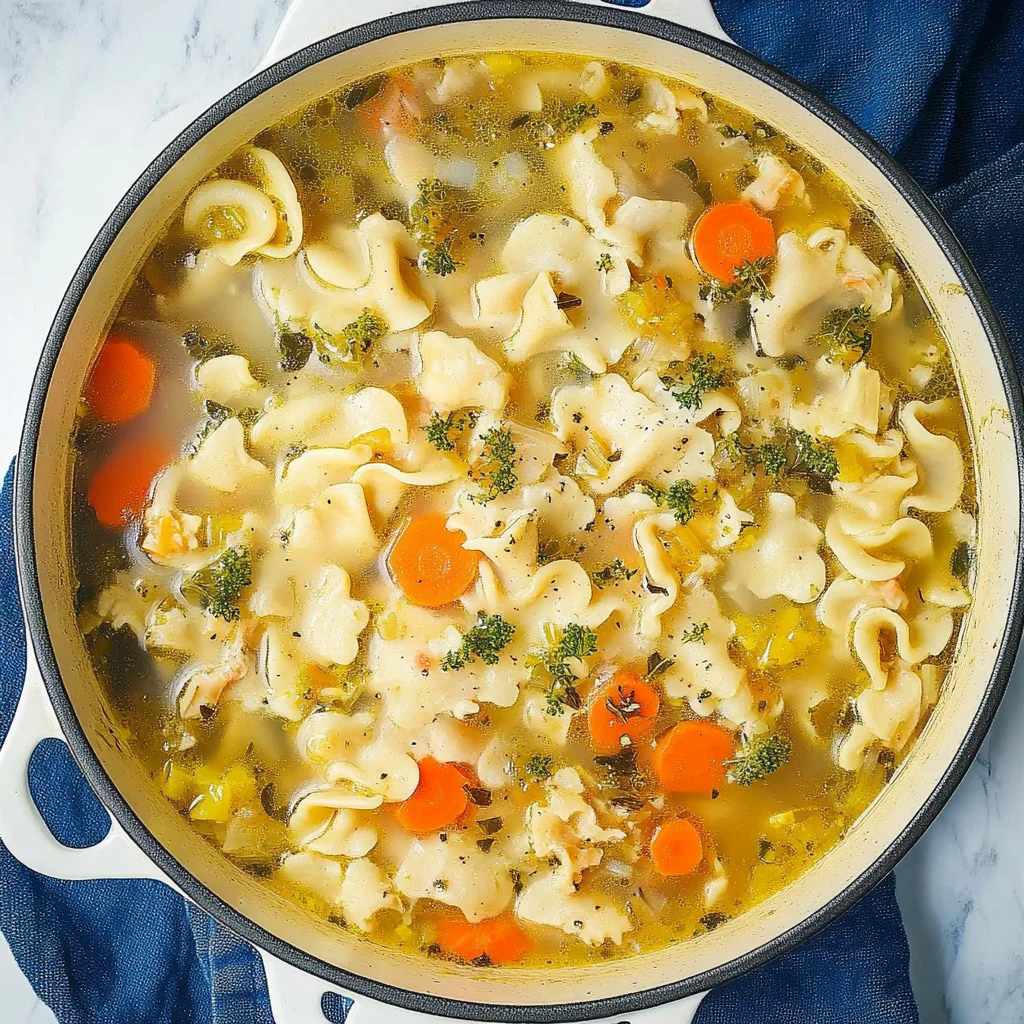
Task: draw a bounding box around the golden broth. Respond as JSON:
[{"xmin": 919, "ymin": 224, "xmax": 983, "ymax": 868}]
[{"xmin": 71, "ymin": 51, "xmax": 974, "ymax": 968}]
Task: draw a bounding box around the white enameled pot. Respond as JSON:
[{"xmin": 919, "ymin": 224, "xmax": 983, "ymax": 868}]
[{"xmin": 1, "ymin": 2, "xmax": 1021, "ymax": 1023}]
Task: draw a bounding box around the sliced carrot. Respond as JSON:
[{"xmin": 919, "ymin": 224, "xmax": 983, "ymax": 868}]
[
  {"xmin": 654, "ymin": 720, "xmax": 735, "ymax": 794},
  {"xmin": 692, "ymin": 202, "xmax": 776, "ymax": 283},
  {"xmin": 437, "ymin": 915, "xmax": 531, "ymax": 965},
  {"xmin": 387, "ymin": 513, "xmax": 480, "ymax": 608},
  {"xmin": 87, "ymin": 437, "xmax": 174, "ymax": 528},
  {"xmin": 651, "ymin": 817, "xmax": 704, "ymax": 876},
  {"xmin": 354, "ymin": 76, "xmax": 415, "ymax": 137},
  {"xmin": 588, "ymin": 670, "xmax": 661, "ymax": 755},
  {"xmin": 396, "ymin": 757, "xmax": 469, "ymax": 832},
  {"xmin": 83, "ymin": 337, "xmax": 156, "ymax": 423}
]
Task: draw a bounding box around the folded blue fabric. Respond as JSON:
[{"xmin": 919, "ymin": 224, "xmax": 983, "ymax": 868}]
[{"xmin": 4, "ymin": 0, "xmax": 1024, "ymax": 1020}]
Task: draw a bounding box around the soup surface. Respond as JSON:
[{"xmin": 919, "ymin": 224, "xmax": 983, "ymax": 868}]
[{"xmin": 73, "ymin": 52, "xmax": 975, "ymax": 968}]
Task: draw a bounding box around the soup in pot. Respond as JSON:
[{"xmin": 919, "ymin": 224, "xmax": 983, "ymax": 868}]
[{"xmin": 71, "ymin": 52, "xmax": 975, "ymax": 967}]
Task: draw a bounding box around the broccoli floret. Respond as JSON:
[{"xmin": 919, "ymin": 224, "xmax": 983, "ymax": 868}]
[
  {"xmin": 662, "ymin": 353, "xmax": 726, "ymax": 411},
  {"xmin": 316, "ymin": 308, "xmax": 388, "ymax": 364},
  {"xmin": 744, "ymin": 430, "xmax": 837, "ymax": 484},
  {"xmin": 815, "ymin": 304, "xmax": 872, "ymax": 361},
  {"xmin": 733, "ymin": 256, "xmax": 773, "ymax": 300},
  {"xmin": 534, "ymin": 622, "xmax": 598, "ymax": 715},
  {"xmin": 666, "ymin": 480, "xmax": 697, "ymax": 525},
  {"xmin": 423, "ymin": 410, "xmax": 478, "ymax": 453},
  {"xmin": 727, "ymin": 734, "xmax": 792, "ymax": 786},
  {"xmin": 793, "ymin": 431, "xmax": 839, "ymax": 482},
  {"xmin": 182, "ymin": 546, "xmax": 252, "ymax": 622},
  {"xmin": 440, "ymin": 612, "xmax": 516, "ymax": 671},
  {"xmin": 468, "ymin": 425, "xmax": 518, "ymax": 504},
  {"xmin": 636, "ymin": 479, "xmax": 698, "ymax": 525},
  {"xmin": 410, "ymin": 178, "xmax": 451, "ymax": 238},
  {"xmin": 525, "ymin": 754, "xmax": 553, "ymax": 781},
  {"xmin": 557, "ymin": 622, "xmax": 599, "ymax": 661},
  {"xmin": 749, "ymin": 440, "xmax": 789, "ymax": 477}
]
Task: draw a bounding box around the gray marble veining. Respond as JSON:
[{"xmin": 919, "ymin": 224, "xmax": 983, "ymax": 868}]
[{"xmin": 0, "ymin": 2, "xmax": 1021, "ymax": 1023}]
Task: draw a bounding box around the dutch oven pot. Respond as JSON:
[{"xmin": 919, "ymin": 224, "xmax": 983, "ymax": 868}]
[{"xmin": 1, "ymin": 2, "xmax": 1022, "ymax": 1022}]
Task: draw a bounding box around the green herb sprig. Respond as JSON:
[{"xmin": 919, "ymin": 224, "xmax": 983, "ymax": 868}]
[
  {"xmin": 423, "ymin": 410, "xmax": 479, "ymax": 453},
  {"xmin": 638, "ymin": 479, "xmax": 698, "ymax": 526},
  {"xmin": 660, "ymin": 353, "xmax": 726, "ymax": 411},
  {"xmin": 181, "ymin": 546, "xmax": 252, "ymax": 622},
  {"xmin": 315, "ymin": 308, "xmax": 388, "ymax": 365},
  {"xmin": 680, "ymin": 621, "xmax": 709, "ymax": 644},
  {"xmin": 468, "ymin": 426, "xmax": 518, "ymax": 504},
  {"xmin": 699, "ymin": 256, "xmax": 774, "ymax": 306},
  {"xmin": 814, "ymin": 304, "xmax": 873, "ymax": 362},
  {"xmin": 726, "ymin": 734, "xmax": 792, "ymax": 786},
  {"xmin": 440, "ymin": 612, "xmax": 516, "ymax": 672},
  {"xmin": 532, "ymin": 623, "xmax": 598, "ymax": 715}
]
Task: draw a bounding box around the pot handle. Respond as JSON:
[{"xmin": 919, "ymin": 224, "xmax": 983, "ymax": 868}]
[
  {"xmin": 0, "ymin": 651, "xmax": 173, "ymax": 884},
  {"xmin": 261, "ymin": 948, "xmax": 707, "ymax": 1024},
  {"xmin": 260, "ymin": 0, "xmax": 732, "ymax": 69}
]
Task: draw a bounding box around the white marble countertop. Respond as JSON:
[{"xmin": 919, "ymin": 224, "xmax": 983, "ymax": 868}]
[{"xmin": 1, "ymin": 2, "xmax": 1022, "ymax": 1023}]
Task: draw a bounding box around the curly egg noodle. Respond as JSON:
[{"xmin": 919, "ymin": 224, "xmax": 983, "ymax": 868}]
[{"xmin": 72, "ymin": 52, "xmax": 973, "ymax": 968}]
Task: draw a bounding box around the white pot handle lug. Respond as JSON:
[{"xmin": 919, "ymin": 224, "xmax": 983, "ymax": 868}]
[
  {"xmin": 260, "ymin": 0, "xmax": 731, "ymax": 69},
  {"xmin": 260, "ymin": 950, "xmax": 444, "ymax": 1024},
  {"xmin": 261, "ymin": 948, "xmax": 706, "ymax": 1024},
  {"xmin": 0, "ymin": 642, "xmax": 173, "ymax": 885}
]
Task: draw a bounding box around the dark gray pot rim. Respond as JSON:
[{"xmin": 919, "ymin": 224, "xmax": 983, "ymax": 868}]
[{"xmin": 14, "ymin": 3, "xmax": 1024, "ymax": 1021}]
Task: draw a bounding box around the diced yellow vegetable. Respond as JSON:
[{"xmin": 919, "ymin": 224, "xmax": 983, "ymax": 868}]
[
  {"xmin": 618, "ymin": 280, "xmax": 694, "ymax": 342},
  {"xmin": 733, "ymin": 612, "xmax": 760, "ymax": 654},
  {"xmin": 222, "ymin": 764, "xmax": 257, "ymax": 805},
  {"xmin": 160, "ymin": 761, "xmax": 193, "ymax": 802},
  {"xmin": 189, "ymin": 784, "xmax": 232, "ymax": 823},
  {"xmin": 733, "ymin": 605, "xmax": 819, "ymax": 667},
  {"xmin": 482, "ymin": 54, "xmax": 522, "ymax": 76},
  {"xmin": 188, "ymin": 763, "xmax": 256, "ymax": 822}
]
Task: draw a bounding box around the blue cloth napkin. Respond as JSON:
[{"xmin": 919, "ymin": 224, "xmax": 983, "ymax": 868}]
[{"xmin": 4, "ymin": 0, "xmax": 1024, "ymax": 1019}]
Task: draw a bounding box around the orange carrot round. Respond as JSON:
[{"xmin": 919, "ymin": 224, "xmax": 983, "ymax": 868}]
[
  {"xmin": 387, "ymin": 513, "xmax": 480, "ymax": 608},
  {"xmin": 87, "ymin": 437, "xmax": 174, "ymax": 528},
  {"xmin": 437, "ymin": 915, "xmax": 531, "ymax": 965},
  {"xmin": 588, "ymin": 670, "xmax": 661, "ymax": 754},
  {"xmin": 651, "ymin": 817, "xmax": 704, "ymax": 876},
  {"xmin": 396, "ymin": 757, "xmax": 469, "ymax": 832},
  {"xmin": 83, "ymin": 337, "xmax": 156, "ymax": 423},
  {"xmin": 692, "ymin": 202, "xmax": 776, "ymax": 283},
  {"xmin": 654, "ymin": 720, "xmax": 734, "ymax": 793}
]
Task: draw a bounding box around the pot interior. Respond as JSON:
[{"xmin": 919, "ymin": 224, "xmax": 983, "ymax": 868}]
[{"xmin": 22, "ymin": 8, "xmax": 1022, "ymax": 1015}]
